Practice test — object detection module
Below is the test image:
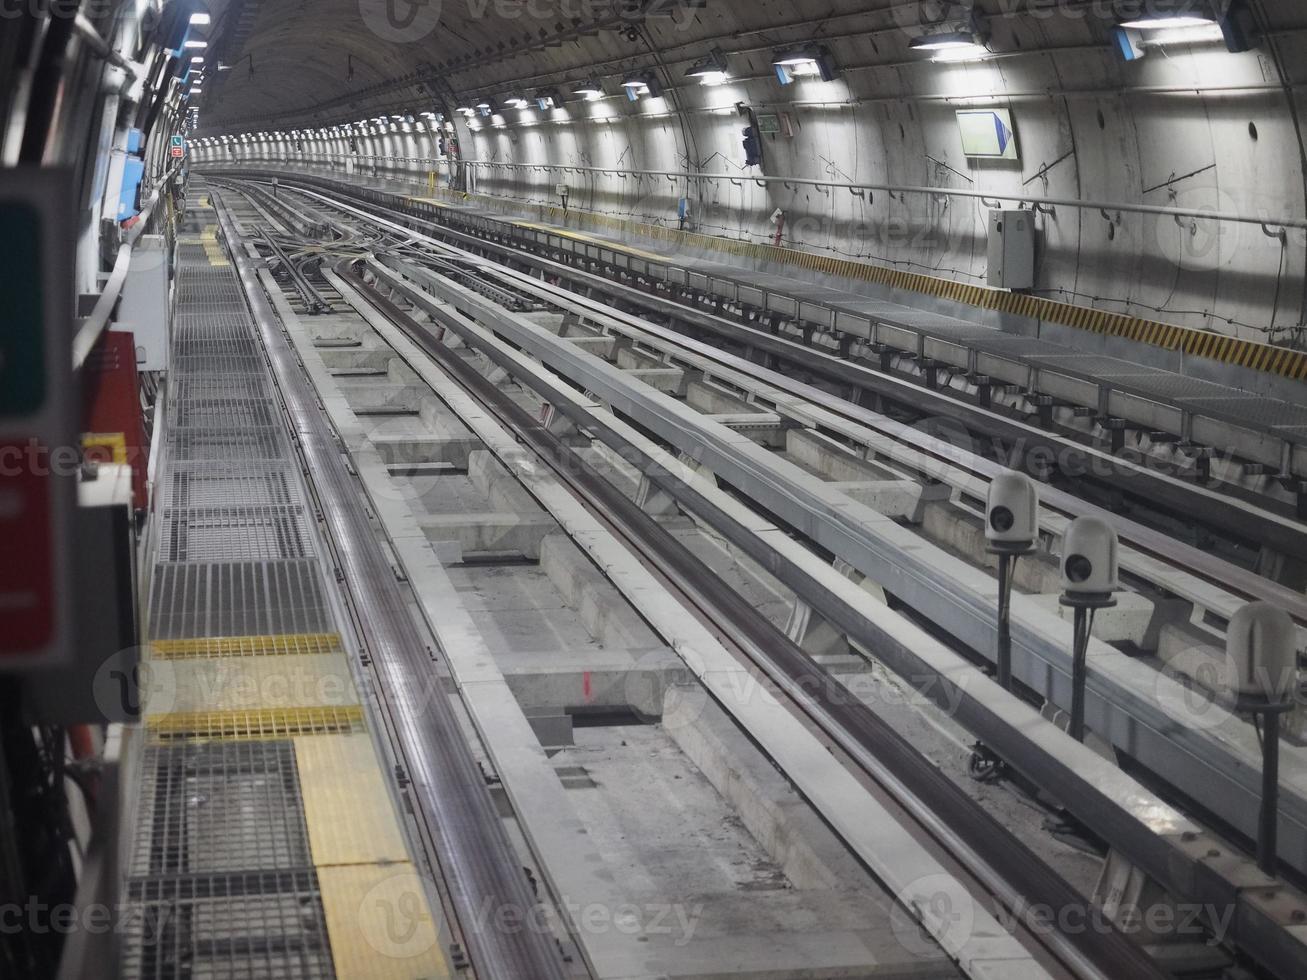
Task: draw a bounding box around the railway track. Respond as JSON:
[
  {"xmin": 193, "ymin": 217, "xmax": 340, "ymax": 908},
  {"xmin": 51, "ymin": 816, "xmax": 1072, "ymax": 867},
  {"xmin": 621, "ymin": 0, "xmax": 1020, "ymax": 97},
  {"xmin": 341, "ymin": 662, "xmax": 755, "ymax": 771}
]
[{"xmin": 210, "ymin": 177, "xmax": 1307, "ymax": 979}]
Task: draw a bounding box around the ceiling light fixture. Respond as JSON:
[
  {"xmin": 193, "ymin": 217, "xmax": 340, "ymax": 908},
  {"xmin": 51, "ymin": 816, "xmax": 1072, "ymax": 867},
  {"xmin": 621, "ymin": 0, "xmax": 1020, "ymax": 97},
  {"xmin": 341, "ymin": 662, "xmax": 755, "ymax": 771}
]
[
  {"xmin": 772, "ymin": 44, "xmax": 838, "ymax": 84},
  {"xmin": 189, "ymin": 12, "xmax": 210, "ymax": 25},
  {"xmin": 622, "ymin": 71, "xmax": 664, "ymax": 100},
  {"xmin": 685, "ymin": 49, "xmax": 729, "ymax": 86},
  {"xmin": 573, "ymin": 79, "xmax": 605, "ymax": 101}
]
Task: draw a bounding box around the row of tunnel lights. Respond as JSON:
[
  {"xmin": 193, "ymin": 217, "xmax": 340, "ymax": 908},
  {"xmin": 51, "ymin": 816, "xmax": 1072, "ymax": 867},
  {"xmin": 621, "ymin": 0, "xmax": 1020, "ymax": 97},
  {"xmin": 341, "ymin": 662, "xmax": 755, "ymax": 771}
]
[
  {"xmin": 440, "ymin": 8, "xmax": 1236, "ymax": 118},
  {"xmin": 184, "ymin": 8, "xmax": 1236, "ymax": 139}
]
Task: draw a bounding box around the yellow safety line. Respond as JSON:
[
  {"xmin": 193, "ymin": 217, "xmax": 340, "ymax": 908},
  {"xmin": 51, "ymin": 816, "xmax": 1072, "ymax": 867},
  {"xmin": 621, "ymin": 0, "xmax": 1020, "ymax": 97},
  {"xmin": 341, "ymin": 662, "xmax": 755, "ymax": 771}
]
[
  {"xmin": 151, "ymin": 632, "xmax": 343, "ymax": 659},
  {"xmin": 318, "ymin": 865, "xmax": 451, "ymax": 979},
  {"xmin": 145, "ymin": 705, "xmax": 366, "ymax": 742},
  {"xmin": 407, "ymin": 184, "xmax": 1306, "ymax": 380}
]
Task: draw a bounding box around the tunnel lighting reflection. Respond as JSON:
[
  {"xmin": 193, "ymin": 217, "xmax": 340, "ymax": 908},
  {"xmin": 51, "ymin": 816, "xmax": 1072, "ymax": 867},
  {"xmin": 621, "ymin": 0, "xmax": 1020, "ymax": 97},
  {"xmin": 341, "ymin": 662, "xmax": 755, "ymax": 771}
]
[
  {"xmin": 1143, "ymin": 23, "xmax": 1225, "ymax": 44},
  {"xmin": 686, "ymin": 50, "xmax": 729, "ymax": 87},
  {"xmin": 930, "ymin": 44, "xmax": 990, "ymax": 62},
  {"xmin": 773, "ymin": 44, "xmax": 838, "ymax": 84},
  {"xmin": 1118, "ymin": 14, "xmax": 1215, "ymax": 29},
  {"xmin": 910, "ymin": 30, "xmax": 984, "ymax": 52}
]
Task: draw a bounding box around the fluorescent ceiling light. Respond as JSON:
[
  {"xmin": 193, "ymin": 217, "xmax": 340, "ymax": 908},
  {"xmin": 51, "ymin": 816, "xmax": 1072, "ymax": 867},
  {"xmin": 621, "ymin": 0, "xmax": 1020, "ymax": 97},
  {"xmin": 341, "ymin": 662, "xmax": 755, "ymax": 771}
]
[
  {"xmin": 1119, "ymin": 14, "xmax": 1215, "ymax": 29},
  {"xmin": 190, "ymin": 56, "xmax": 204, "ymax": 63},
  {"xmin": 686, "ymin": 51, "xmax": 729, "ymax": 86},
  {"xmin": 772, "ymin": 45, "xmax": 838, "ymax": 83},
  {"xmin": 189, "ymin": 13, "xmax": 210, "ymax": 25},
  {"xmin": 1143, "ymin": 23, "xmax": 1225, "ymax": 44},
  {"xmin": 910, "ymin": 30, "xmax": 983, "ymax": 51},
  {"xmin": 184, "ymin": 40, "xmax": 207, "ymax": 48}
]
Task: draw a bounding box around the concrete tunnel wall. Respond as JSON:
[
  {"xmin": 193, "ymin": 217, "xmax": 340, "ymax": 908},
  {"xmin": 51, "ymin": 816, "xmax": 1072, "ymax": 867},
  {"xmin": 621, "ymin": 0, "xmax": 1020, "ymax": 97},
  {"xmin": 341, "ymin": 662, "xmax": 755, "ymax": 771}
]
[{"xmin": 193, "ymin": 2, "xmax": 1307, "ymax": 348}]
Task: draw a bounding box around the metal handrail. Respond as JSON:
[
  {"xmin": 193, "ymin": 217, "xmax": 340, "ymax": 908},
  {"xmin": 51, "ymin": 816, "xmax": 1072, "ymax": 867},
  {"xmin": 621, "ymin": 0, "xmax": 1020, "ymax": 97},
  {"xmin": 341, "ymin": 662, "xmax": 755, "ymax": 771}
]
[{"xmin": 203, "ymin": 151, "xmax": 1307, "ymax": 232}]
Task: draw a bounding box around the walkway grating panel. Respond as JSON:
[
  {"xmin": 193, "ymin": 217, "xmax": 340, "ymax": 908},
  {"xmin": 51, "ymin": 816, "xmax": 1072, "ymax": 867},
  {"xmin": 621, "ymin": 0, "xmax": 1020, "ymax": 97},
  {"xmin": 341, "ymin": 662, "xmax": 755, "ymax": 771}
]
[
  {"xmin": 160, "ymin": 505, "xmax": 313, "ymax": 562},
  {"xmin": 169, "ymin": 426, "xmax": 286, "ymax": 462},
  {"xmin": 173, "ymin": 397, "xmax": 277, "ymax": 429},
  {"xmin": 149, "ymin": 560, "xmax": 334, "ymax": 639},
  {"xmin": 168, "ymin": 463, "xmax": 298, "ymax": 510},
  {"xmin": 121, "ymin": 870, "xmax": 333, "ymax": 980},
  {"xmin": 150, "ymin": 633, "xmax": 344, "ymax": 660},
  {"xmin": 145, "ymin": 707, "xmax": 367, "ymax": 743},
  {"xmin": 131, "ymin": 741, "xmax": 312, "ymax": 876}
]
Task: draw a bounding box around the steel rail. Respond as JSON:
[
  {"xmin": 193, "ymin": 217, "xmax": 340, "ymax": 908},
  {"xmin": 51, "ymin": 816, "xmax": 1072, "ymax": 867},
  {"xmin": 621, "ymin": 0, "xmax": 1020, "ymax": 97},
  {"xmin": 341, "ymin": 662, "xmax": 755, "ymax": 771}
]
[
  {"xmin": 363, "ymin": 252, "xmax": 1307, "ymax": 980},
  {"xmin": 209, "ymin": 189, "xmax": 570, "ymax": 980},
  {"xmin": 212, "ymin": 177, "xmax": 1307, "ymax": 977},
  {"xmin": 369, "ymin": 244, "xmax": 1307, "ymax": 880},
  {"xmin": 259, "ymin": 229, "xmax": 330, "ymax": 314},
  {"xmin": 481, "ymin": 263, "xmax": 1307, "ymax": 623},
  {"xmin": 275, "ymin": 176, "xmax": 1307, "ymax": 614},
  {"xmin": 344, "ymin": 265, "xmax": 1168, "ymax": 980}
]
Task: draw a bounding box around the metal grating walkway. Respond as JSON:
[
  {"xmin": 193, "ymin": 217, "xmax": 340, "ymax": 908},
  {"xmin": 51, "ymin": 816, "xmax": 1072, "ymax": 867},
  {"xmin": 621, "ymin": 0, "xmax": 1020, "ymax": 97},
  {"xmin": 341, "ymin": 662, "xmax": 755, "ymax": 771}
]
[{"xmin": 121, "ymin": 188, "xmax": 450, "ymax": 979}]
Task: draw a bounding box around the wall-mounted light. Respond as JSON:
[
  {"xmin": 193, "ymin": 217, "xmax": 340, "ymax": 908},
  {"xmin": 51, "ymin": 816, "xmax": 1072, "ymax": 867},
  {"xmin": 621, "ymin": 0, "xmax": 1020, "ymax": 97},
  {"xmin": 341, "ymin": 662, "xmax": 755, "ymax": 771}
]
[
  {"xmin": 622, "ymin": 71, "xmax": 664, "ymax": 100},
  {"xmin": 772, "ymin": 44, "xmax": 838, "ymax": 84},
  {"xmin": 686, "ymin": 49, "xmax": 730, "ymax": 87},
  {"xmin": 1114, "ymin": 0, "xmax": 1253, "ymax": 59},
  {"xmin": 505, "ymin": 97, "xmax": 531, "ymax": 110},
  {"xmin": 910, "ymin": 30, "xmax": 989, "ymax": 62},
  {"xmin": 534, "ymin": 88, "xmax": 562, "ymax": 110},
  {"xmin": 573, "ymin": 79, "xmax": 605, "ymax": 101}
]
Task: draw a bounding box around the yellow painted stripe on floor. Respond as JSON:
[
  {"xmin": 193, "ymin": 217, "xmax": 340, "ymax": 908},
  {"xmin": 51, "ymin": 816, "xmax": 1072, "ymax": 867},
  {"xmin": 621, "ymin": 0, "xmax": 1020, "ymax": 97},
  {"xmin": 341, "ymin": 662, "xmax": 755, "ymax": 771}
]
[
  {"xmin": 318, "ymin": 865, "xmax": 451, "ymax": 979},
  {"xmin": 295, "ymin": 734, "xmax": 413, "ymax": 867},
  {"xmin": 146, "ymin": 705, "xmax": 366, "ymax": 742},
  {"xmin": 201, "ymin": 223, "xmax": 229, "ymax": 266},
  {"xmin": 151, "ymin": 632, "xmax": 343, "ymax": 659},
  {"xmin": 155, "ymin": 652, "xmax": 359, "ymax": 715}
]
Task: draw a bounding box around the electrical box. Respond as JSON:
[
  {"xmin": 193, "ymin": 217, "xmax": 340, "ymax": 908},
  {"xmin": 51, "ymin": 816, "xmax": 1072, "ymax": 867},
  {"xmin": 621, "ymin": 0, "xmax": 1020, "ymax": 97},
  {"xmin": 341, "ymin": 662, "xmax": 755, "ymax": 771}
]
[
  {"xmin": 987, "ymin": 209, "xmax": 1035, "ymax": 289},
  {"xmin": 23, "ymin": 464, "xmax": 140, "ymax": 724},
  {"xmin": 114, "ymin": 234, "xmax": 170, "ymax": 372}
]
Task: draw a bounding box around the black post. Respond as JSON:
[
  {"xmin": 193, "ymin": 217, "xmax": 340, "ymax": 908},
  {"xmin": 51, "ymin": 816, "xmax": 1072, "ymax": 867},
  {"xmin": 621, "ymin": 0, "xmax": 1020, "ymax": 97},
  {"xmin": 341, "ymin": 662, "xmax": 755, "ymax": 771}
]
[
  {"xmin": 996, "ymin": 552, "xmax": 1013, "ymax": 691},
  {"xmin": 1260, "ymin": 709, "xmax": 1281, "ymax": 875},
  {"xmin": 1070, "ymin": 606, "xmax": 1089, "ymax": 742}
]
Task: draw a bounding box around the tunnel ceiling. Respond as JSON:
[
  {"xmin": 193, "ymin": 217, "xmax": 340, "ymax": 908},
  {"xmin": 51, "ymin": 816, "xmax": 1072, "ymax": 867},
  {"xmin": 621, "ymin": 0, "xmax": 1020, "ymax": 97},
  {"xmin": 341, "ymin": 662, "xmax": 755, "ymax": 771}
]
[{"xmin": 194, "ymin": 0, "xmax": 1126, "ymax": 133}]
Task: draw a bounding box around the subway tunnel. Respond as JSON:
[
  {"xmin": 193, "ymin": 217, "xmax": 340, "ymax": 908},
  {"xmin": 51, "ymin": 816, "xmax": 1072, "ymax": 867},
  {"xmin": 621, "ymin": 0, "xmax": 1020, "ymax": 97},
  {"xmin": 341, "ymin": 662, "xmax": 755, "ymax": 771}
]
[{"xmin": 3, "ymin": 2, "xmax": 1307, "ymax": 979}]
